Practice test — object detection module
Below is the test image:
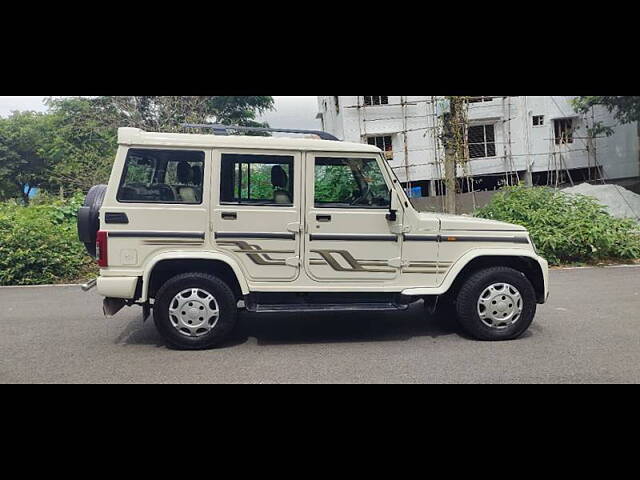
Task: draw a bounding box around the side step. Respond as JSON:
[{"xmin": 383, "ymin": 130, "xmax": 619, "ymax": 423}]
[{"xmin": 246, "ymin": 302, "xmax": 409, "ymax": 314}]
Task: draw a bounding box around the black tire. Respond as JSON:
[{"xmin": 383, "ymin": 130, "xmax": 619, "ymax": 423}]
[
  {"xmin": 455, "ymin": 266, "xmax": 537, "ymax": 341},
  {"xmin": 77, "ymin": 184, "xmax": 107, "ymax": 257},
  {"xmin": 153, "ymin": 272, "xmax": 238, "ymax": 350}
]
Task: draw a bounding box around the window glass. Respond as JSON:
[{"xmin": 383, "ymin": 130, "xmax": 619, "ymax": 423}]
[
  {"xmin": 118, "ymin": 149, "xmax": 204, "ymax": 204},
  {"xmin": 367, "ymin": 135, "xmax": 393, "ymax": 152},
  {"xmin": 468, "ymin": 125, "xmax": 496, "ymax": 159},
  {"xmin": 220, "ymin": 154, "xmax": 294, "ymax": 205},
  {"xmin": 315, "ymin": 157, "xmax": 390, "ymax": 208},
  {"xmin": 554, "ymin": 118, "xmax": 574, "ymax": 144},
  {"xmin": 363, "ymin": 96, "xmax": 389, "ymax": 106},
  {"xmin": 468, "ymin": 96, "xmax": 492, "ymax": 103}
]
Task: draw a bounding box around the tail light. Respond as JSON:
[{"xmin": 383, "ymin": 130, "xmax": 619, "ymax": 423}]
[{"xmin": 96, "ymin": 230, "xmax": 108, "ymax": 267}]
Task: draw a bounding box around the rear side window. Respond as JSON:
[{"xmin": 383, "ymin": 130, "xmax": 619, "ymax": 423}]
[
  {"xmin": 220, "ymin": 153, "xmax": 294, "ymax": 206},
  {"xmin": 117, "ymin": 149, "xmax": 205, "ymax": 204}
]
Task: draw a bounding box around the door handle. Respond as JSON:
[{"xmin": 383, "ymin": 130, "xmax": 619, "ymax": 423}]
[
  {"xmin": 316, "ymin": 214, "xmax": 332, "ymax": 222},
  {"xmin": 221, "ymin": 212, "xmax": 237, "ymax": 220}
]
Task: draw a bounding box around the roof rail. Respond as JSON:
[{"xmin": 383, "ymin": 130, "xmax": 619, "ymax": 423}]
[{"xmin": 181, "ymin": 123, "xmax": 340, "ymax": 141}]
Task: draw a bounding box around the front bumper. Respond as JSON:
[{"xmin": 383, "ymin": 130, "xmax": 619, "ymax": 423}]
[{"xmin": 537, "ymin": 255, "xmax": 550, "ymax": 303}]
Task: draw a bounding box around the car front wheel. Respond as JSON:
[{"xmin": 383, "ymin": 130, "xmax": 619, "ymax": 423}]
[{"xmin": 455, "ymin": 266, "xmax": 537, "ymax": 341}]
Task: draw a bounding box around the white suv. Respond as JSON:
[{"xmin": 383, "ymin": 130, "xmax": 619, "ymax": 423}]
[{"xmin": 78, "ymin": 125, "xmax": 549, "ymax": 349}]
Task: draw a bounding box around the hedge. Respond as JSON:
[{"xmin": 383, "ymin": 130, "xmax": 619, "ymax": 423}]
[
  {"xmin": 475, "ymin": 185, "xmax": 640, "ymax": 265},
  {"xmin": 0, "ymin": 195, "xmax": 96, "ymax": 286}
]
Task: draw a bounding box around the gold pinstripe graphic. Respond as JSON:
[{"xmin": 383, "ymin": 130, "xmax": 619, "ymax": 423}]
[
  {"xmin": 217, "ymin": 241, "xmax": 294, "ymax": 266},
  {"xmin": 310, "ymin": 250, "xmax": 395, "ymax": 273},
  {"xmin": 217, "ymin": 240, "xmax": 451, "ymax": 274}
]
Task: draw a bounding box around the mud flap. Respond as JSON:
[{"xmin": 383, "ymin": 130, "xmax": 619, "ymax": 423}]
[
  {"xmin": 103, "ymin": 298, "xmax": 126, "ymax": 317},
  {"xmin": 423, "ymin": 296, "xmax": 440, "ymax": 315},
  {"xmin": 142, "ymin": 302, "xmax": 151, "ymax": 322}
]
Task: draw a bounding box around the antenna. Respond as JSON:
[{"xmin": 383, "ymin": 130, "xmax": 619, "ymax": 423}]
[{"xmin": 181, "ymin": 123, "xmax": 340, "ymax": 141}]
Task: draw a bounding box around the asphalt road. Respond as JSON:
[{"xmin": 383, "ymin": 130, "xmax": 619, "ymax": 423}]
[{"xmin": 1, "ymin": 266, "xmax": 640, "ymax": 383}]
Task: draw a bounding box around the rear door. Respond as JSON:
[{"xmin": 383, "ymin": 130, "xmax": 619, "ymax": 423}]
[
  {"xmin": 212, "ymin": 149, "xmax": 302, "ymax": 282},
  {"xmin": 303, "ymin": 153, "xmax": 402, "ymax": 283}
]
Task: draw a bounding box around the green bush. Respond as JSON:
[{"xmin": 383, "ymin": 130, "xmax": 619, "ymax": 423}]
[
  {"xmin": 475, "ymin": 185, "xmax": 640, "ymax": 265},
  {"xmin": 0, "ymin": 195, "xmax": 97, "ymax": 285}
]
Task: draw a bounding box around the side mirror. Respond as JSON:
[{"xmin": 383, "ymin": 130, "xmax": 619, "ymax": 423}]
[
  {"xmin": 386, "ymin": 209, "xmax": 397, "ymax": 222},
  {"xmin": 386, "ymin": 190, "xmax": 398, "ymax": 222}
]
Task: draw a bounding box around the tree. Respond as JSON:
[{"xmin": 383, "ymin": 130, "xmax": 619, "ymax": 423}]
[
  {"xmin": 44, "ymin": 97, "xmax": 118, "ymax": 194},
  {"xmin": 440, "ymin": 97, "xmax": 467, "ymax": 214},
  {"xmin": 0, "ymin": 112, "xmax": 54, "ymax": 204},
  {"xmin": 572, "ymin": 96, "xmax": 640, "ymax": 136}
]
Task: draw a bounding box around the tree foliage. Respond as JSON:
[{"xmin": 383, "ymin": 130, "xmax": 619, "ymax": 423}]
[
  {"xmin": 0, "ymin": 111, "xmax": 54, "ymax": 204},
  {"xmin": 45, "ymin": 97, "xmax": 118, "ymax": 194},
  {"xmin": 83, "ymin": 96, "xmax": 275, "ymax": 132},
  {"xmin": 572, "ymin": 96, "xmax": 640, "ymax": 136}
]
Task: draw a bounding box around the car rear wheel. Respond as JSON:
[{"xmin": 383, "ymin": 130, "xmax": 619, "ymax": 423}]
[
  {"xmin": 153, "ymin": 272, "xmax": 237, "ymax": 350},
  {"xmin": 455, "ymin": 266, "xmax": 536, "ymax": 341}
]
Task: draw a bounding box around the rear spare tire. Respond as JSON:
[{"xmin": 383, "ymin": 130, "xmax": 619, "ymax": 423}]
[{"xmin": 77, "ymin": 184, "xmax": 107, "ymax": 257}]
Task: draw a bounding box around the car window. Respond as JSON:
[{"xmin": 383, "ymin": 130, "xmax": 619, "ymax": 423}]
[
  {"xmin": 314, "ymin": 157, "xmax": 390, "ymax": 208},
  {"xmin": 117, "ymin": 149, "xmax": 204, "ymax": 204},
  {"xmin": 220, "ymin": 153, "xmax": 294, "ymax": 206}
]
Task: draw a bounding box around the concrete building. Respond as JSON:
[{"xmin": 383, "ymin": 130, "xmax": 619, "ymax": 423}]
[{"xmin": 316, "ymin": 96, "xmax": 640, "ymax": 198}]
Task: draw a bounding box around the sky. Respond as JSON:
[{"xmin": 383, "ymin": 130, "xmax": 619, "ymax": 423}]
[{"xmin": 0, "ymin": 96, "xmax": 321, "ymax": 129}]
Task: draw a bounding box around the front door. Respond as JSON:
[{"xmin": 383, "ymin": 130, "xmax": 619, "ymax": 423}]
[
  {"xmin": 212, "ymin": 149, "xmax": 302, "ymax": 282},
  {"xmin": 303, "ymin": 153, "xmax": 402, "ymax": 283}
]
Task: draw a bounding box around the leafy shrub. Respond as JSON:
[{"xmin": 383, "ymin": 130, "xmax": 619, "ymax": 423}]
[
  {"xmin": 475, "ymin": 185, "xmax": 640, "ymax": 265},
  {"xmin": 0, "ymin": 196, "xmax": 96, "ymax": 285}
]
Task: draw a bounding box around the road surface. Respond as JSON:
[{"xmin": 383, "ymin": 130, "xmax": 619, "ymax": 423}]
[{"xmin": 1, "ymin": 266, "xmax": 639, "ymax": 383}]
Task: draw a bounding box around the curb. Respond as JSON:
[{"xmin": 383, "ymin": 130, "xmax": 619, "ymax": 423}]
[
  {"xmin": 552, "ymin": 263, "xmax": 640, "ymax": 271},
  {"xmin": 0, "ymin": 283, "xmax": 84, "ymax": 289}
]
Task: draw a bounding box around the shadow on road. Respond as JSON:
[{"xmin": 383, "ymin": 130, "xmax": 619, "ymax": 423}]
[{"xmin": 117, "ymin": 302, "xmax": 462, "ymax": 348}]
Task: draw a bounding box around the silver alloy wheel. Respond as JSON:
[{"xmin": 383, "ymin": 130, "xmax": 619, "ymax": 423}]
[
  {"xmin": 169, "ymin": 288, "xmax": 220, "ymax": 337},
  {"xmin": 477, "ymin": 282, "xmax": 523, "ymax": 329}
]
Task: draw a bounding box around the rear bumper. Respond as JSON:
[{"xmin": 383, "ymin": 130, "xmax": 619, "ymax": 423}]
[{"xmin": 96, "ymin": 276, "xmax": 138, "ymax": 299}]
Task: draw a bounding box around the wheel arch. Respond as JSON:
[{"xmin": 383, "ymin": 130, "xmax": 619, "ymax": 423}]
[
  {"xmin": 141, "ymin": 252, "xmax": 250, "ymax": 302},
  {"xmin": 442, "ymin": 250, "xmax": 547, "ymax": 304}
]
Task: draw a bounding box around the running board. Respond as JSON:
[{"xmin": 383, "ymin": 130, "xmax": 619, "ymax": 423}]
[{"xmin": 246, "ymin": 302, "xmax": 409, "ymax": 313}]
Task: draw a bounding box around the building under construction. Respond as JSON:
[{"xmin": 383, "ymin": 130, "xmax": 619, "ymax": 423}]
[{"xmin": 316, "ymin": 96, "xmax": 640, "ymax": 200}]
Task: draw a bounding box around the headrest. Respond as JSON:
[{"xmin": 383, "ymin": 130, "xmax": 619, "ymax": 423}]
[
  {"xmin": 271, "ymin": 165, "xmax": 288, "ymax": 188},
  {"xmin": 192, "ymin": 165, "xmax": 202, "ymax": 185},
  {"xmin": 177, "ymin": 161, "xmax": 192, "ymax": 184}
]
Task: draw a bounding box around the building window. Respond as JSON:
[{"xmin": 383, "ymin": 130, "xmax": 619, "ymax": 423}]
[
  {"xmin": 363, "ymin": 96, "xmax": 389, "ymax": 106},
  {"xmin": 468, "ymin": 96, "xmax": 493, "ymax": 103},
  {"xmin": 468, "ymin": 125, "xmax": 496, "ymax": 158},
  {"xmin": 533, "ymin": 115, "xmax": 544, "ymax": 126},
  {"xmin": 334, "ymin": 96, "xmax": 340, "ymax": 114},
  {"xmin": 367, "ymin": 135, "xmax": 393, "ymax": 152},
  {"xmin": 554, "ymin": 118, "xmax": 574, "ymax": 144}
]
